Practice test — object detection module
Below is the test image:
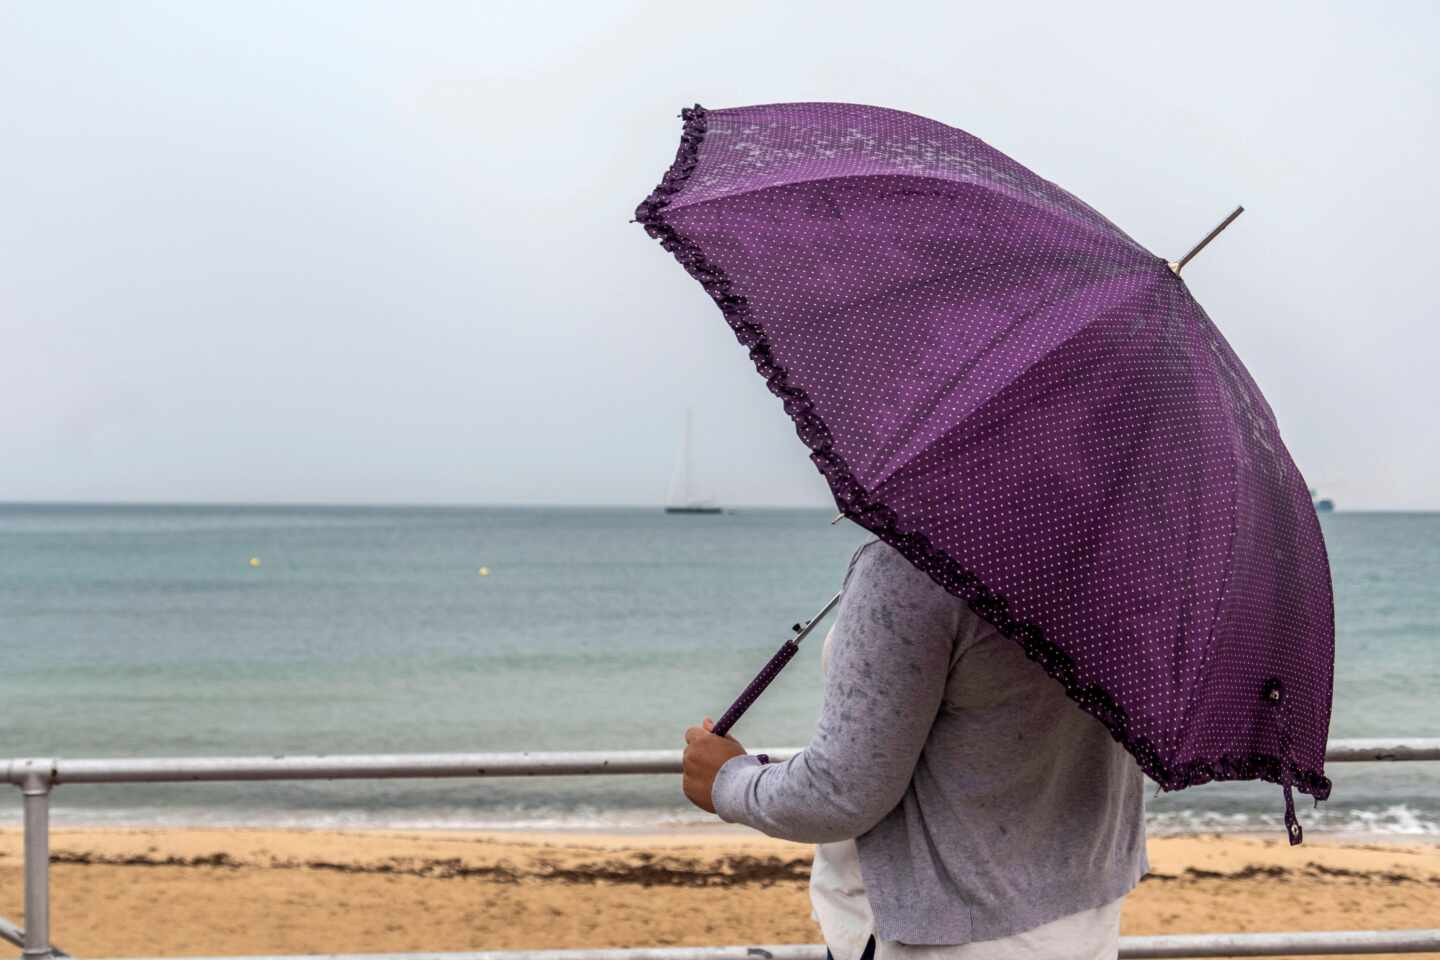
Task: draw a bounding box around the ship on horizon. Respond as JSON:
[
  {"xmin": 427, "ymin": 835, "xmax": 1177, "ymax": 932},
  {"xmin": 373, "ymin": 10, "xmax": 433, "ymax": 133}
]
[{"xmin": 664, "ymin": 408, "xmax": 723, "ymax": 515}]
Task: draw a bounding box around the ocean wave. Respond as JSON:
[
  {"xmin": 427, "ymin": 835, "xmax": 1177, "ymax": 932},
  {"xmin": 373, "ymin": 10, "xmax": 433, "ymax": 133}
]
[{"xmin": 1146, "ymin": 804, "xmax": 1439, "ymax": 837}]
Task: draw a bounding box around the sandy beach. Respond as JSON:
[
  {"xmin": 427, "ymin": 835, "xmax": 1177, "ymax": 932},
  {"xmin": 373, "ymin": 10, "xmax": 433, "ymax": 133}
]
[{"xmin": 1, "ymin": 827, "xmax": 1435, "ymax": 957}]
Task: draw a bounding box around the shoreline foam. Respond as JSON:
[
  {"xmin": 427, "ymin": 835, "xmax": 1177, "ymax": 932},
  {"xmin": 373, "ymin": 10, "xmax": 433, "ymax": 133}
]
[{"xmin": 5, "ymin": 803, "xmax": 1435, "ymax": 839}]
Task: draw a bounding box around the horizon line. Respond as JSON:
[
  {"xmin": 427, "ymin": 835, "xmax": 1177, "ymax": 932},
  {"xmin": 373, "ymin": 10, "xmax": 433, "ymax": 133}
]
[
  {"xmin": 0, "ymin": 499, "xmax": 840, "ymax": 511},
  {"xmin": 0, "ymin": 500, "xmax": 1429, "ymax": 514}
]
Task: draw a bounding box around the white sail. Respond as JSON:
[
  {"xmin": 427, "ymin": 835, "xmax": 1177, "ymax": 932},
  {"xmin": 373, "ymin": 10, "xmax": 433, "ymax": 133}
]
[{"xmin": 665, "ymin": 408, "xmax": 721, "ymax": 513}]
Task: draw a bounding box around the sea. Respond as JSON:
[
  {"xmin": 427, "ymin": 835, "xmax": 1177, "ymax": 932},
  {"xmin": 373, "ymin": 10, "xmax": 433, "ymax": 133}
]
[{"xmin": 1, "ymin": 505, "xmax": 1435, "ymax": 838}]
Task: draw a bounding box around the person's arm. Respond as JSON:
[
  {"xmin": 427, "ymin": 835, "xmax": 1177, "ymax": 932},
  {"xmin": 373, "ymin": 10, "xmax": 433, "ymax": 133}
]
[{"xmin": 707, "ymin": 539, "xmax": 963, "ymax": 843}]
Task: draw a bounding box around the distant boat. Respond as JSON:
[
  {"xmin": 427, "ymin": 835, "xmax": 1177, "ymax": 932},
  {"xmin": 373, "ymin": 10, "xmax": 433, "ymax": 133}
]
[
  {"xmin": 1309, "ymin": 487, "xmax": 1335, "ymax": 512},
  {"xmin": 665, "ymin": 408, "xmax": 723, "ymax": 514}
]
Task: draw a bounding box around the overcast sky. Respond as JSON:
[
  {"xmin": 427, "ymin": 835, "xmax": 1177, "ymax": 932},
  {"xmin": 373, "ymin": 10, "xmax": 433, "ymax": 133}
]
[{"xmin": 2, "ymin": 1, "xmax": 1435, "ymax": 509}]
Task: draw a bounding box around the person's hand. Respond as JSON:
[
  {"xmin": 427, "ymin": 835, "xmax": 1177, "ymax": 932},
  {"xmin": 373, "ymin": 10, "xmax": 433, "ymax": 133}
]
[{"xmin": 682, "ymin": 717, "xmax": 746, "ymax": 814}]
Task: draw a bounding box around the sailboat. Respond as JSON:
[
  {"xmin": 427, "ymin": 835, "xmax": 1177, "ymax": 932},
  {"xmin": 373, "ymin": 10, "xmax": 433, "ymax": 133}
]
[{"xmin": 664, "ymin": 408, "xmax": 723, "ymax": 514}]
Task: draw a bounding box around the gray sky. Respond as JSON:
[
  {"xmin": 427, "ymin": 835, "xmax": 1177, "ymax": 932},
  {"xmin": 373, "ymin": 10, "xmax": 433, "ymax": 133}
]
[{"xmin": 2, "ymin": 1, "xmax": 1435, "ymax": 509}]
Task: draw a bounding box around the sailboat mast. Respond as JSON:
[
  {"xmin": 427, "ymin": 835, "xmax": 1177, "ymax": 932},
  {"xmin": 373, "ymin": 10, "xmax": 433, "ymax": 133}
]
[{"xmin": 682, "ymin": 408, "xmax": 695, "ymax": 505}]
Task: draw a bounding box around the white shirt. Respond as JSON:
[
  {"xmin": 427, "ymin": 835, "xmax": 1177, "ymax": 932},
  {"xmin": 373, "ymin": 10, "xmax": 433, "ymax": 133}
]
[{"xmin": 810, "ymin": 625, "xmax": 1126, "ymax": 960}]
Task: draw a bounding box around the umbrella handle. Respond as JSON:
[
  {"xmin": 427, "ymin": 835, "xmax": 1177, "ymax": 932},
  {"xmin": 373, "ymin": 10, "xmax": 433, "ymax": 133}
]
[
  {"xmin": 708, "ymin": 591, "xmax": 842, "ymax": 739},
  {"xmin": 711, "ymin": 640, "xmax": 799, "ymax": 738}
]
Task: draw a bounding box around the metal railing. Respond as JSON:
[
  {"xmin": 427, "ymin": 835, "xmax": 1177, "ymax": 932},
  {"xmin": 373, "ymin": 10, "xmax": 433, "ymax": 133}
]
[{"xmin": 4, "ymin": 738, "xmax": 1438, "ymax": 959}]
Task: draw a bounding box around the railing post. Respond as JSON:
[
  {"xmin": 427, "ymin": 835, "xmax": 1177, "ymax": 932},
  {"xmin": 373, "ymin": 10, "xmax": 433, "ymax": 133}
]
[{"xmin": 17, "ymin": 760, "xmax": 53, "ymax": 960}]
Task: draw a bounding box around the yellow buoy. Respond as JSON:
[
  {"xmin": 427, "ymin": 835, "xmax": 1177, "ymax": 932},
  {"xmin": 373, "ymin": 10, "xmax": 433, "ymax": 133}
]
[
  {"xmin": 249, "ymin": 557, "xmax": 262, "ymax": 568},
  {"xmin": 478, "ymin": 566, "xmax": 490, "ymax": 577}
]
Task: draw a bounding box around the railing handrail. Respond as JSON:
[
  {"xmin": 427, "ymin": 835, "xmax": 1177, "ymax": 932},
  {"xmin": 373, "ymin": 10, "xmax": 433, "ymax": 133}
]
[
  {"xmin": 5, "ymin": 737, "xmax": 1437, "ymax": 785},
  {"xmin": 67, "ymin": 928, "xmax": 1440, "ymax": 959}
]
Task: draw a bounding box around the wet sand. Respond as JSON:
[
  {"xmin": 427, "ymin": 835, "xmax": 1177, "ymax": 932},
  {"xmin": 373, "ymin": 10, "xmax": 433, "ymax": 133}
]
[{"xmin": 0, "ymin": 827, "xmax": 1436, "ymax": 957}]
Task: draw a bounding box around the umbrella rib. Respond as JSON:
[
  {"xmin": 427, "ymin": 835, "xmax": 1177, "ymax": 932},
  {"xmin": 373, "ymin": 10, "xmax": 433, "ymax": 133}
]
[
  {"xmin": 658, "ymin": 170, "xmax": 1155, "ymax": 265},
  {"xmin": 861, "ymin": 262, "xmax": 1171, "ymax": 494}
]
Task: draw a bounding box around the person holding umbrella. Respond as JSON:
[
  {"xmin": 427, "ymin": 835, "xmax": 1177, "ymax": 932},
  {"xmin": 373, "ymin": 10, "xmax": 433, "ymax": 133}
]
[
  {"xmin": 640, "ymin": 102, "xmax": 1335, "ymax": 960},
  {"xmin": 683, "ymin": 534, "xmax": 1147, "ymax": 960}
]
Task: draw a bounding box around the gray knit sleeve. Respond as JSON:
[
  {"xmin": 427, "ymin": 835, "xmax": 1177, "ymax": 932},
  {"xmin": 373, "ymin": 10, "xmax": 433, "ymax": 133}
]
[{"xmin": 711, "ymin": 539, "xmax": 963, "ymax": 842}]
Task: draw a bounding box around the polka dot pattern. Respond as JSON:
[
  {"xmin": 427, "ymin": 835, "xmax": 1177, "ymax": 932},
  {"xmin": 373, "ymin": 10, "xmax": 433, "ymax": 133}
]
[{"xmin": 634, "ymin": 103, "xmax": 1335, "ymax": 821}]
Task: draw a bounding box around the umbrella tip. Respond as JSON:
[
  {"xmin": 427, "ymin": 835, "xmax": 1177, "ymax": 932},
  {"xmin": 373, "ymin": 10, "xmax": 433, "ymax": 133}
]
[
  {"xmin": 1173, "ymin": 205, "xmax": 1245, "ymax": 276},
  {"xmin": 830, "ymin": 511, "xmax": 845, "ymax": 525}
]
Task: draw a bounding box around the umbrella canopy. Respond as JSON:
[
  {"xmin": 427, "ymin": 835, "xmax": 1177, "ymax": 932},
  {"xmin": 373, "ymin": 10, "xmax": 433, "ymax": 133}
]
[{"xmin": 633, "ymin": 102, "xmax": 1335, "ymax": 843}]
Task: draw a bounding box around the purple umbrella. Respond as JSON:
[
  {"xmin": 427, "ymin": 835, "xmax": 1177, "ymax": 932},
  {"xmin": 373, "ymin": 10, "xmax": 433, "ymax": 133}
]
[{"xmin": 633, "ymin": 102, "xmax": 1334, "ymax": 844}]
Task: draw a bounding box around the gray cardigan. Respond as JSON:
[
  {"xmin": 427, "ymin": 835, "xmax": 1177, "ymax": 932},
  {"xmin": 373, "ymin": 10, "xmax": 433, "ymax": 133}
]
[{"xmin": 712, "ymin": 538, "xmax": 1149, "ymax": 945}]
